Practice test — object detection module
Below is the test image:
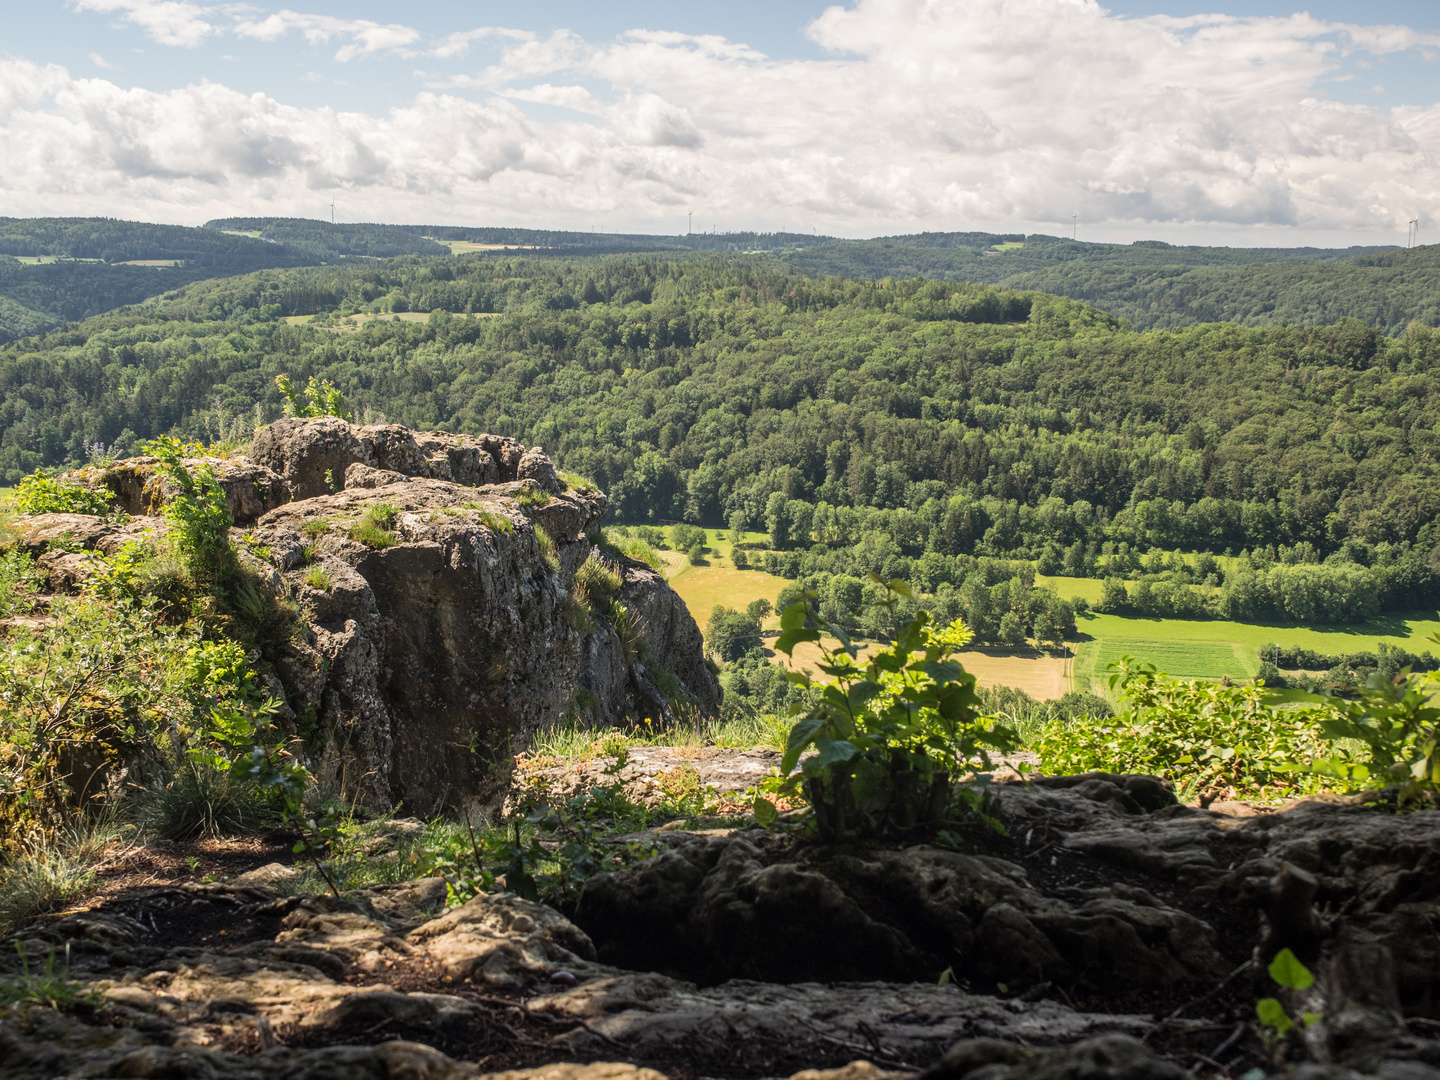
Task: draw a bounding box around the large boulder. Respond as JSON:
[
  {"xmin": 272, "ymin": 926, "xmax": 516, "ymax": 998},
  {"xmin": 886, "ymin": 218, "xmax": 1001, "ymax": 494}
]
[
  {"xmin": 77, "ymin": 455, "xmax": 291, "ymax": 524},
  {"xmin": 253, "ymin": 478, "xmax": 606, "ymax": 812},
  {"xmin": 249, "ymin": 418, "xmax": 532, "ymax": 500}
]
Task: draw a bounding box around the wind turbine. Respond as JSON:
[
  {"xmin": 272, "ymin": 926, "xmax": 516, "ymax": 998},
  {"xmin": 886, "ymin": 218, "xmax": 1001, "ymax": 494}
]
[
  {"xmin": 1072, "ymin": 213, "xmax": 1078, "ymax": 240},
  {"xmin": 330, "ymin": 199, "xmax": 336, "ymax": 224},
  {"xmin": 1409, "ymin": 217, "xmax": 1420, "ymax": 248}
]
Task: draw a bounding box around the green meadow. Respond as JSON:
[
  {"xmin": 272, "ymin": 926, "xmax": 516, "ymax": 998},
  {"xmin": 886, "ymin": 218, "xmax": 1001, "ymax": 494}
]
[{"xmin": 1072, "ymin": 611, "xmax": 1440, "ymax": 697}]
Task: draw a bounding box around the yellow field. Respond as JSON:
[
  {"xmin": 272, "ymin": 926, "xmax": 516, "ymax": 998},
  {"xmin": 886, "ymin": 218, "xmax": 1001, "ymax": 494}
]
[
  {"xmin": 667, "ymin": 563, "xmax": 790, "ymax": 625},
  {"xmin": 10, "ymin": 255, "xmax": 102, "ymax": 264},
  {"xmin": 431, "ymin": 240, "xmax": 509, "ymax": 254}
]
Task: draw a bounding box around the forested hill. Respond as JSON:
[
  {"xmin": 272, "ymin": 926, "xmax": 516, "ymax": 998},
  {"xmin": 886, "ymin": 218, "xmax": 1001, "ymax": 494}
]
[
  {"xmin": 0, "ymin": 217, "xmax": 451, "ymax": 344},
  {"xmin": 781, "ymin": 235, "xmax": 1435, "ymax": 333},
  {"xmin": 3, "ymin": 256, "xmax": 1437, "ymax": 608}
]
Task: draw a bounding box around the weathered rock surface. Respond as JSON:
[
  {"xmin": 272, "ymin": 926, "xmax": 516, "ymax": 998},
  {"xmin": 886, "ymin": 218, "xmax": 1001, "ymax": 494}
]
[
  {"xmin": 80, "ymin": 454, "xmax": 292, "ymax": 524},
  {"xmin": 574, "ymin": 832, "xmax": 1229, "ymax": 990},
  {"xmin": 576, "ymin": 557, "xmax": 723, "ymax": 728},
  {"xmin": 22, "ymin": 419, "xmax": 719, "ymax": 814},
  {"xmin": 4, "ymin": 781, "xmax": 1440, "ymax": 1078},
  {"xmin": 249, "ymin": 418, "xmax": 528, "ymax": 500}
]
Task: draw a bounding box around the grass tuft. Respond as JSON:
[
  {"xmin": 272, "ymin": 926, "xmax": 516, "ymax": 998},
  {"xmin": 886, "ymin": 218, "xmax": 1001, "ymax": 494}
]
[
  {"xmin": 302, "ymin": 565, "xmax": 333, "ymax": 592},
  {"xmin": 138, "ymin": 763, "xmax": 277, "ymax": 841},
  {"xmin": 349, "ymin": 503, "xmax": 400, "ymax": 548}
]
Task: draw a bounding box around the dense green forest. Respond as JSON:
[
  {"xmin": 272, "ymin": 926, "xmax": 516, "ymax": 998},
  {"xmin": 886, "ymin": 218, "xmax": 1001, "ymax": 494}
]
[
  {"xmin": 0, "ymin": 217, "xmax": 448, "ymax": 343},
  {"xmin": 5, "ymin": 216, "xmax": 1438, "ymax": 348},
  {"xmin": 2, "ymin": 253, "xmax": 1437, "ymax": 620},
  {"xmin": 785, "ymin": 235, "xmax": 1439, "ymax": 334}
]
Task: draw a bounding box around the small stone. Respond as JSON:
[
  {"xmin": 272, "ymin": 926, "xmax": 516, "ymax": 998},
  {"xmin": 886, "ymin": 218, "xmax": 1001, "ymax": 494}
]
[{"xmin": 550, "ymin": 970, "xmax": 579, "ymax": 987}]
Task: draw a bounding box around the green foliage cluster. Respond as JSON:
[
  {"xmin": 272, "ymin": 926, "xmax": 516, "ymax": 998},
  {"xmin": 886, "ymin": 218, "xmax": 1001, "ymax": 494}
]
[
  {"xmin": 275, "ymin": 373, "xmax": 350, "ymax": 420},
  {"xmin": 1039, "ymin": 641, "xmax": 1440, "ymax": 803},
  {"xmin": 10, "ymin": 473, "xmax": 112, "ymax": 516},
  {"xmin": 764, "ymin": 578, "xmax": 1017, "ymax": 838},
  {"xmin": 705, "ymin": 605, "xmax": 763, "ymax": 663},
  {"xmin": 1036, "ymin": 661, "xmax": 1332, "ymax": 801}
]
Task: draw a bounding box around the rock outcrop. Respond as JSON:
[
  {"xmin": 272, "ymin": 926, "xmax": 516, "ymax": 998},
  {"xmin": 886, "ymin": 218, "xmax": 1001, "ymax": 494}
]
[
  {"xmin": 4, "ymin": 780, "xmax": 1439, "ymax": 1079},
  {"xmin": 18, "ymin": 419, "xmax": 720, "ymax": 813}
]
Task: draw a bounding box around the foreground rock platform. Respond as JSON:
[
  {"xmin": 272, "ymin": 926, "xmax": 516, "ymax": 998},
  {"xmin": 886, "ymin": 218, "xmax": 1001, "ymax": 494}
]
[{"xmin": 3, "ymin": 778, "xmax": 1438, "ymax": 1079}]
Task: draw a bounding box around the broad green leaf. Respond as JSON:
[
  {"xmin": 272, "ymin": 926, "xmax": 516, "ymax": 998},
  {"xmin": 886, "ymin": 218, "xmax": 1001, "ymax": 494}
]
[
  {"xmin": 752, "ymin": 797, "xmax": 779, "ymax": 827},
  {"xmin": 779, "ymin": 601, "xmax": 808, "ymax": 631},
  {"xmin": 1268, "ymin": 948, "xmax": 1315, "ymax": 991},
  {"xmin": 887, "ymin": 579, "xmax": 914, "ymax": 599},
  {"xmin": 1255, "ymin": 997, "xmax": 1292, "ymax": 1033},
  {"xmin": 775, "ymin": 626, "xmax": 820, "ymax": 656}
]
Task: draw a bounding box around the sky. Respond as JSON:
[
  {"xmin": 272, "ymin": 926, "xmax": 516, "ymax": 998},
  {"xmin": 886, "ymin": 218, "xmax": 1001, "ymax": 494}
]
[{"xmin": 3, "ymin": 0, "xmax": 1440, "ymax": 245}]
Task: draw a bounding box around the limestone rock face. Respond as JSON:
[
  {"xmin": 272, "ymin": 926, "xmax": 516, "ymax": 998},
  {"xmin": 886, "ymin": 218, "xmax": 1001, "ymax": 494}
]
[
  {"xmin": 577, "ymin": 559, "xmax": 722, "ymax": 726},
  {"xmin": 253, "ymin": 478, "xmax": 606, "ymax": 813},
  {"xmin": 28, "ymin": 419, "xmax": 717, "ymax": 815},
  {"xmin": 73, "ymin": 456, "xmax": 291, "ymax": 524},
  {"xmin": 573, "ymin": 833, "xmax": 1229, "ymax": 990},
  {"xmin": 249, "ymin": 417, "xmax": 529, "ymax": 500}
]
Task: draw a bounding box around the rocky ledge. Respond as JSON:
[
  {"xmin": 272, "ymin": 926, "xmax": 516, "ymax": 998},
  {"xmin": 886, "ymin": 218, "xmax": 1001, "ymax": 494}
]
[
  {"xmin": 14, "ymin": 418, "xmax": 721, "ymax": 814},
  {"xmin": 4, "ymin": 775, "xmax": 1438, "ymax": 1079}
]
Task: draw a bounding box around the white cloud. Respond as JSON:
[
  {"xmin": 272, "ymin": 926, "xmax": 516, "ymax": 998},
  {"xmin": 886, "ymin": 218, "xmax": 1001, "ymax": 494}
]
[
  {"xmin": 72, "ymin": 0, "xmax": 217, "ymax": 48},
  {"xmin": 88, "ymin": 52, "xmax": 114, "ymax": 69},
  {"xmin": 231, "ymin": 10, "xmax": 421, "ymax": 62},
  {"xmin": 16, "ymin": 0, "xmax": 1440, "ymax": 238}
]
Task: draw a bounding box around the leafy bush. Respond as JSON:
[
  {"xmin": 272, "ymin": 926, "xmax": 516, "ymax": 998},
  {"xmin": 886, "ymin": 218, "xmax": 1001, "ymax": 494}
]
[
  {"xmin": 1035, "ymin": 660, "xmax": 1333, "ymax": 800},
  {"xmin": 10, "ymin": 474, "xmax": 112, "ymax": 517},
  {"xmin": 764, "ymin": 577, "xmax": 1017, "ymax": 838},
  {"xmin": 1271, "ymin": 636, "xmax": 1440, "ymax": 802},
  {"xmin": 0, "ymin": 550, "xmax": 42, "ymax": 617},
  {"xmin": 143, "ymin": 437, "xmax": 235, "ymax": 583},
  {"xmin": 275, "ymin": 373, "xmax": 349, "ymax": 420},
  {"xmin": 686, "ymin": 543, "xmax": 704, "ymax": 565}
]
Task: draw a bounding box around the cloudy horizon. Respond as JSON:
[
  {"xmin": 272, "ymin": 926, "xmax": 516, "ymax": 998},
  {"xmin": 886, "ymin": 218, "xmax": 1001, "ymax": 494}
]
[{"xmin": 3, "ymin": 0, "xmax": 1440, "ymax": 246}]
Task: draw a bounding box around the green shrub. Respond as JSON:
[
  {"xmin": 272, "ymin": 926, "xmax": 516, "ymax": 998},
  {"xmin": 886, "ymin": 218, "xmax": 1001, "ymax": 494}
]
[
  {"xmin": 0, "ymin": 550, "xmax": 43, "ymax": 618},
  {"xmin": 765, "ymin": 577, "xmax": 1017, "ymax": 838},
  {"xmin": 1271, "ymin": 636, "xmax": 1440, "ymax": 803},
  {"xmin": 10, "ymin": 474, "xmax": 112, "ymax": 517},
  {"xmin": 687, "ymin": 543, "xmax": 705, "ymax": 565},
  {"xmin": 275, "ymin": 374, "xmax": 350, "ymax": 420},
  {"xmin": 1035, "ymin": 660, "xmax": 1333, "ymax": 800},
  {"xmin": 142, "ymin": 437, "xmax": 235, "ymax": 583}
]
